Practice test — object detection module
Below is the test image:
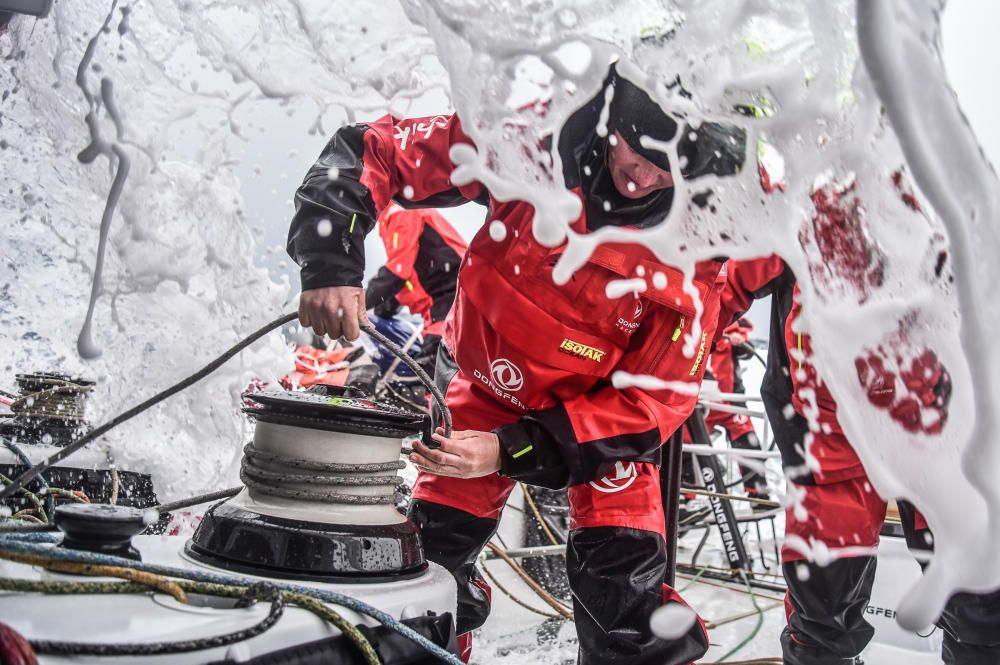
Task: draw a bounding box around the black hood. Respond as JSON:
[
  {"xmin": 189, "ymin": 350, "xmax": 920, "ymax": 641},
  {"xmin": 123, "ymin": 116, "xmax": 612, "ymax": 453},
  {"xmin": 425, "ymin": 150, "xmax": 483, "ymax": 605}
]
[{"xmin": 608, "ymin": 70, "xmax": 679, "ymax": 172}]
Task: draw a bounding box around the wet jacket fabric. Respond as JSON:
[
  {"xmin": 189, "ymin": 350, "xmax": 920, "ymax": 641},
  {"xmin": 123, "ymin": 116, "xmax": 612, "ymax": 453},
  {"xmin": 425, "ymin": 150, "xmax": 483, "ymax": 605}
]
[
  {"xmin": 288, "ymin": 111, "xmax": 727, "ymax": 491},
  {"xmin": 364, "ymin": 205, "xmax": 467, "ymax": 337}
]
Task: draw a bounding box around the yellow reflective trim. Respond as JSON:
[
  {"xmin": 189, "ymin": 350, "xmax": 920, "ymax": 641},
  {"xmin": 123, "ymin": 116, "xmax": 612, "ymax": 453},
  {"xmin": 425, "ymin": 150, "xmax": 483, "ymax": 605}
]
[
  {"xmin": 511, "ymin": 445, "xmax": 533, "ymax": 459},
  {"xmin": 349, "ymin": 213, "xmax": 357, "ymax": 233}
]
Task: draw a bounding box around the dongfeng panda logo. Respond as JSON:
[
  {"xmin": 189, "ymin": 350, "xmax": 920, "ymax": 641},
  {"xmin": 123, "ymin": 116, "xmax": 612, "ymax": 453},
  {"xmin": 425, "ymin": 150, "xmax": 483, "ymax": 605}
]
[
  {"xmin": 490, "ymin": 358, "xmax": 524, "ymax": 392},
  {"xmin": 589, "ymin": 461, "xmax": 639, "ymax": 493}
]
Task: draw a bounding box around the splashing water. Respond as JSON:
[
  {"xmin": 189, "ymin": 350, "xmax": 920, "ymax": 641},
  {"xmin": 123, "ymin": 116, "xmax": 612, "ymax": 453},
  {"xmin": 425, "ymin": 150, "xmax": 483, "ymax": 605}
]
[
  {"xmin": 0, "ymin": 0, "xmax": 996, "ymax": 634},
  {"xmin": 408, "ymin": 0, "xmax": 997, "ymax": 629}
]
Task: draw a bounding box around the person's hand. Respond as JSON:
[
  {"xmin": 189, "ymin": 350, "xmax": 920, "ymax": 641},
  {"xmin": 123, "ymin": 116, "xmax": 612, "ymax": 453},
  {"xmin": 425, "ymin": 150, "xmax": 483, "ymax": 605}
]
[
  {"xmin": 408, "ymin": 428, "xmax": 502, "ymax": 479},
  {"xmin": 299, "ymin": 286, "xmax": 368, "ymax": 341},
  {"xmin": 726, "ymin": 331, "xmax": 747, "ymax": 346}
]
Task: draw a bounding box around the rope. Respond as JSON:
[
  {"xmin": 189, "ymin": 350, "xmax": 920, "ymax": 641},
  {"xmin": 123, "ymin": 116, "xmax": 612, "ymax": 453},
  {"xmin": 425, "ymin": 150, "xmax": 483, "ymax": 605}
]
[
  {"xmin": 152, "ymin": 486, "xmax": 242, "ymax": 514},
  {"xmin": 520, "ymin": 483, "xmax": 561, "ymax": 547},
  {"xmin": 109, "ymin": 465, "xmax": 119, "ymax": 505},
  {"xmin": 705, "ymin": 602, "xmax": 783, "ymax": 630},
  {"xmin": 1, "ymin": 551, "xmax": 188, "ymax": 602},
  {"xmin": 0, "ymin": 537, "xmax": 462, "ymax": 664},
  {"xmin": 361, "ymin": 324, "xmax": 451, "ymax": 437},
  {"xmin": 35, "ymin": 581, "xmax": 283, "ymax": 656},
  {"xmin": 485, "ymin": 542, "xmax": 574, "ymax": 620},
  {"xmin": 243, "ymin": 443, "xmax": 404, "ymax": 473},
  {"xmin": 0, "ymin": 438, "xmax": 50, "ymax": 495},
  {"xmin": 679, "ymin": 486, "xmax": 780, "ymax": 508},
  {"xmin": 713, "ymin": 570, "xmax": 767, "ymax": 663},
  {"xmin": 0, "ymin": 577, "xmax": 379, "ymax": 663},
  {"xmin": 10, "ymin": 379, "xmax": 92, "ymax": 421},
  {"xmin": 238, "ymin": 469, "xmax": 398, "ymax": 505},
  {"xmin": 674, "ymin": 570, "xmax": 785, "ymax": 604},
  {"xmin": 481, "ymin": 559, "xmax": 563, "ymax": 620},
  {"xmin": 0, "ymin": 312, "xmax": 298, "ymax": 502},
  {"xmin": 0, "ymin": 471, "xmax": 47, "ymax": 523}
]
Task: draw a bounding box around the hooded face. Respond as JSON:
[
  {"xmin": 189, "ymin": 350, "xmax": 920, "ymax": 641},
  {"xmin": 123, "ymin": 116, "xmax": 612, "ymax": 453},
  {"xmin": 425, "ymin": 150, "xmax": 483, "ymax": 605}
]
[
  {"xmin": 606, "ymin": 130, "xmax": 675, "ymax": 199},
  {"xmin": 607, "ymin": 70, "xmax": 679, "ymax": 172}
]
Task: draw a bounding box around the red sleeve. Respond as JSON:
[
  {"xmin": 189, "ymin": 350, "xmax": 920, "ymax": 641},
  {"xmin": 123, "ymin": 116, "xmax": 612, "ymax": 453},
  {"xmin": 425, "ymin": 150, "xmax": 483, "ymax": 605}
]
[
  {"xmin": 380, "ymin": 208, "xmax": 423, "ymax": 281},
  {"xmin": 716, "ymin": 256, "xmax": 786, "ymax": 343},
  {"xmin": 287, "ymin": 113, "xmax": 483, "ymax": 291},
  {"xmin": 359, "ymin": 114, "xmax": 484, "ymax": 213}
]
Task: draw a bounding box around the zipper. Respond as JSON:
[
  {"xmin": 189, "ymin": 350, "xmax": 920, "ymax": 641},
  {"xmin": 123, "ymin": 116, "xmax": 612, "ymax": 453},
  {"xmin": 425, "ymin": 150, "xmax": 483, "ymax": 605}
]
[{"xmin": 646, "ymin": 314, "xmax": 685, "ymax": 373}]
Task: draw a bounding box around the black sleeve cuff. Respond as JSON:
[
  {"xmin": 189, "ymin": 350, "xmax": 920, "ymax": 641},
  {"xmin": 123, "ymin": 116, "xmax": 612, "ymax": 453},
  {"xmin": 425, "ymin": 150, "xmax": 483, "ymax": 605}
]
[
  {"xmin": 365, "ymin": 267, "xmax": 407, "ymax": 310},
  {"xmin": 495, "ymin": 420, "xmax": 569, "ymax": 490}
]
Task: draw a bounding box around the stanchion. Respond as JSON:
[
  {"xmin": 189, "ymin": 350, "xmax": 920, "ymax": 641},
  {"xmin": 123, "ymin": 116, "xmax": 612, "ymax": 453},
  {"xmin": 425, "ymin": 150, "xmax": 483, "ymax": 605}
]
[{"xmin": 662, "ymin": 428, "xmax": 684, "ymax": 588}]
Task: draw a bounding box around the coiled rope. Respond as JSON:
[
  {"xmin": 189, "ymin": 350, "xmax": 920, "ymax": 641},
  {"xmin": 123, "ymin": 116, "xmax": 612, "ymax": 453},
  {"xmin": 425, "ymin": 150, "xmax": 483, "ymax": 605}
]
[{"xmin": 9, "ymin": 375, "xmax": 93, "ymax": 422}]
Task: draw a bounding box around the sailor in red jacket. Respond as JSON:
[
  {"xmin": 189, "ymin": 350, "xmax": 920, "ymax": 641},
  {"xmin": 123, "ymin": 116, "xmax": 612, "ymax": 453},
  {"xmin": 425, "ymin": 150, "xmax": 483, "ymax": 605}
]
[
  {"xmin": 364, "ymin": 203, "xmax": 468, "ymax": 374},
  {"xmin": 721, "ymin": 182, "xmax": 1000, "ymax": 664},
  {"xmin": 288, "ymin": 67, "xmax": 746, "ymax": 664},
  {"xmin": 704, "ymin": 316, "xmax": 771, "ymax": 499}
]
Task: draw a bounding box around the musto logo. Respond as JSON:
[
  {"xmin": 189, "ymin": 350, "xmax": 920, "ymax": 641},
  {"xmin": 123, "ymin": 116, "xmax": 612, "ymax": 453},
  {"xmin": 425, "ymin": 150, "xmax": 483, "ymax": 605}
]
[
  {"xmin": 589, "ymin": 461, "xmax": 638, "ymax": 493},
  {"xmin": 559, "ymin": 338, "xmax": 607, "ymax": 362},
  {"xmin": 473, "ymin": 358, "xmax": 530, "ymax": 411}
]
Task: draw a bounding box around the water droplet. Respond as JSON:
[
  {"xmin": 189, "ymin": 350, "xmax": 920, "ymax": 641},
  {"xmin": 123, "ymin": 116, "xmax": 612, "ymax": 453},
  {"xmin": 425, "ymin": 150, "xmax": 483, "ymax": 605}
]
[
  {"xmin": 317, "ymin": 219, "xmax": 333, "ymax": 237},
  {"xmin": 489, "ymin": 220, "xmax": 507, "ymax": 241},
  {"xmin": 649, "ymin": 603, "xmax": 697, "ymax": 640},
  {"xmin": 557, "ymin": 8, "xmax": 578, "ymax": 28}
]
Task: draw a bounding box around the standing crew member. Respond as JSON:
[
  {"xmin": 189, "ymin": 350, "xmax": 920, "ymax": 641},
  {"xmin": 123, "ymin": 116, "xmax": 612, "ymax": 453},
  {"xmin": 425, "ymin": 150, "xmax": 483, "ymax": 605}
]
[
  {"xmin": 364, "ymin": 203, "xmax": 468, "ymax": 374},
  {"xmin": 721, "ymin": 177, "xmax": 1000, "ymax": 664},
  {"xmin": 287, "ymin": 66, "xmax": 746, "ymax": 664},
  {"xmin": 705, "ymin": 316, "xmax": 771, "ymax": 500}
]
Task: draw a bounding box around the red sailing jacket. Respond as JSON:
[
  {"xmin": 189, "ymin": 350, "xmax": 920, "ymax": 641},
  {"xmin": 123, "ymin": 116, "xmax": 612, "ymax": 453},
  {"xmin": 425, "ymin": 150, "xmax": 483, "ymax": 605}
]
[
  {"xmin": 366, "ymin": 204, "xmax": 468, "ymax": 336},
  {"xmin": 288, "ymin": 110, "xmax": 732, "ymax": 488}
]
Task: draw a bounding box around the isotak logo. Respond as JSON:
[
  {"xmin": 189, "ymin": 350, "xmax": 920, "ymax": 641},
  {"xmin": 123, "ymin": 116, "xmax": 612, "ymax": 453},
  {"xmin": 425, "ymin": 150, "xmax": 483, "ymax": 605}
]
[
  {"xmin": 589, "ymin": 461, "xmax": 638, "ymax": 493},
  {"xmin": 490, "ymin": 358, "xmax": 524, "ymax": 392}
]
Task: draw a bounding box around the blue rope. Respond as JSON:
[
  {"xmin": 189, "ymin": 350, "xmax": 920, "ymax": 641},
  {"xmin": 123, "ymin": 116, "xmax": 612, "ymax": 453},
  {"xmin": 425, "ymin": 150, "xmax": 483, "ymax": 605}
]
[{"xmin": 0, "ymin": 537, "xmax": 463, "ymax": 665}]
